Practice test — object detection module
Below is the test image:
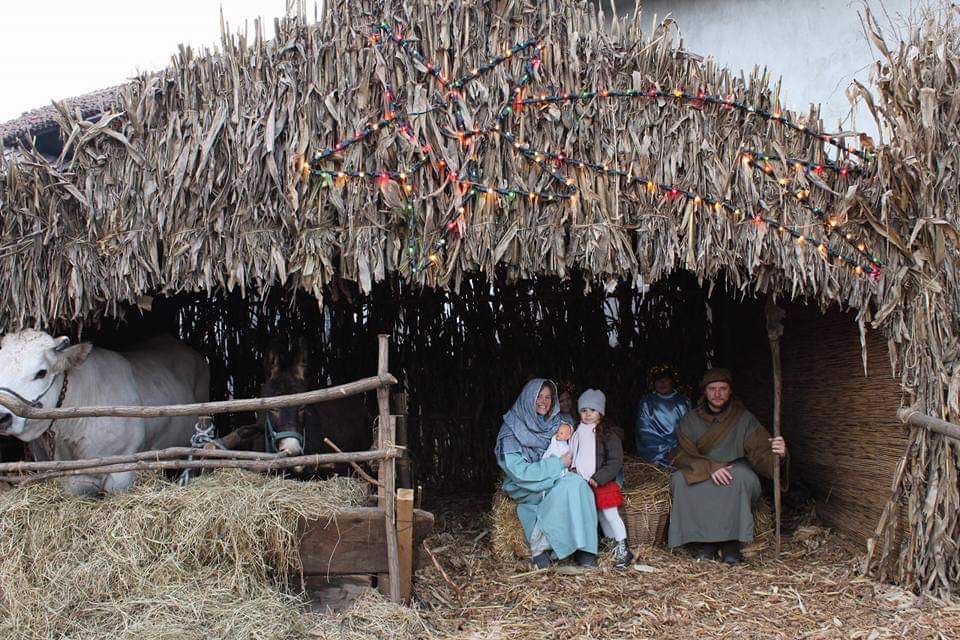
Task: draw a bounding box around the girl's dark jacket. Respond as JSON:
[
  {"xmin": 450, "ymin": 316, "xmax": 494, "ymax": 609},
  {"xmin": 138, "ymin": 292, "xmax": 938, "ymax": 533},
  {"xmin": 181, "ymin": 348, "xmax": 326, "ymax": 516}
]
[{"xmin": 591, "ymin": 422, "xmax": 624, "ymax": 486}]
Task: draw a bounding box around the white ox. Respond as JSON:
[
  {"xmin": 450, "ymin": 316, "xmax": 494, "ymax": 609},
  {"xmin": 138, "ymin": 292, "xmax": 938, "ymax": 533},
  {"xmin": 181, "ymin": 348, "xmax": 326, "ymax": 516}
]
[{"xmin": 0, "ymin": 330, "xmax": 210, "ymax": 495}]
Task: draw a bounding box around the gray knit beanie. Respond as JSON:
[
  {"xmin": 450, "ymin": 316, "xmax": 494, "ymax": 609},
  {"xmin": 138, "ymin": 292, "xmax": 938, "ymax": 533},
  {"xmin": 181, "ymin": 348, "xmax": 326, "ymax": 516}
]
[{"xmin": 577, "ymin": 389, "xmax": 606, "ymax": 415}]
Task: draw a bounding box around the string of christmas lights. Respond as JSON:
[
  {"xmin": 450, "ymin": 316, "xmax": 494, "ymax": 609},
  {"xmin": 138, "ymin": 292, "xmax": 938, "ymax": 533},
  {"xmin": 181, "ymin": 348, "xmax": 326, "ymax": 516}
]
[
  {"xmin": 432, "ymin": 121, "xmax": 882, "ymax": 274},
  {"xmin": 306, "ymin": 19, "xmax": 881, "ymax": 278},
  {"xmin": 740, "ymin": 151, "xmax": 884, "ymax": 268},
  {"xmin": 517, "ymin": 89, "xmax": 872, "ymax": 161},
  {"xmin": 741, "ymin": 150, "xmax": 862, "ymax": 177}
]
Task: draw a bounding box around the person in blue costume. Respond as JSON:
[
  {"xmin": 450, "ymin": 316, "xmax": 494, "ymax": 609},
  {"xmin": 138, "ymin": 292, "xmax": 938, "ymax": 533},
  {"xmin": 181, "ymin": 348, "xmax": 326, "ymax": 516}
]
[
  {"xmin": 494, "ymin": 378, "xmax": 600, "ymax": 569},
  {"xmin": 635, "ymin": 365, "xmax": 692, "ymax": 467}
]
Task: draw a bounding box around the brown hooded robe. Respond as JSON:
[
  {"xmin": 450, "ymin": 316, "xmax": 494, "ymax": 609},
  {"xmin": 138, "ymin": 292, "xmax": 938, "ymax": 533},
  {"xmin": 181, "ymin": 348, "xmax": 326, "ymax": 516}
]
[{"xmin": 667, "ymin": 399, "xmax": 783, "ymax": 547}]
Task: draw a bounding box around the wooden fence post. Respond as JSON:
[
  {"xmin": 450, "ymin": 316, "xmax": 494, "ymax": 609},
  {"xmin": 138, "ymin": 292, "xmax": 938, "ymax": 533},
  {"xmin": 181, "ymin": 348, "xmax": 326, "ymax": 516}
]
[
  {"xmin": 377, "ymin": 335, "xmax": 401, "ymax": 603},
  {"xmin": 393, "ymin": 392, "xmax": 412, "ymax": 488},
  {"xmin": 397, "ymin": 488, "xmax": 415, "ymax": 603}
]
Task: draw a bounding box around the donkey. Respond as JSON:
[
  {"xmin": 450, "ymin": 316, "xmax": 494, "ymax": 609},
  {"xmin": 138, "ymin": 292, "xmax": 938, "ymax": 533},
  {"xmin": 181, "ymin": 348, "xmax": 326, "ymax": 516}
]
[{"xmin": 257, "ymin": 339, "xmax": 372, "ymax": 477}]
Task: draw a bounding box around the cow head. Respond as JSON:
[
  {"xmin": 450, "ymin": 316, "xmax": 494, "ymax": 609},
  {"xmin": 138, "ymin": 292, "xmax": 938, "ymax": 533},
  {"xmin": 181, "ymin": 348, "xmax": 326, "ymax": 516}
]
[
  {"xmin": 258, "ymin": 338, "xmax": 312, "ymax": 459},
  {"xmin": 0, "ymin": 329, "xmax": 92, "ymax": 440}
]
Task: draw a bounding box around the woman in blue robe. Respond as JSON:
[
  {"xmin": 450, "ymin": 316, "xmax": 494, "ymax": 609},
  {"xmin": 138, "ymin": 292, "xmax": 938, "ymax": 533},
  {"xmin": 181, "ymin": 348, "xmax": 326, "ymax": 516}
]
[
  {"xmin": 635, "ymin": 366, "xmax": 692, "ymax": 467},
  {"xmin": 494, "ymin": 378, "xmax": 599, "ymax": 568}
]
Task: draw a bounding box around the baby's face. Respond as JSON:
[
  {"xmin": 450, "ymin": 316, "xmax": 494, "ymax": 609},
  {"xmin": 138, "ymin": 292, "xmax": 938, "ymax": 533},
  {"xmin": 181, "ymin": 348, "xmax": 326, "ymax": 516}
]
[{"xmin": 556, "ymin": 423, "xmax": 573, "ymax": 441}]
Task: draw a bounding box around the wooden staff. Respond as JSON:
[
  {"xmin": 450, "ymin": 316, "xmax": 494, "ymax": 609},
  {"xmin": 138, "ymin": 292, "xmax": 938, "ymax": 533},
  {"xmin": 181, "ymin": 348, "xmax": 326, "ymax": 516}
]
[{"xmin": 765, "ymin": 296, "xmax": 786, "ymax": 558}]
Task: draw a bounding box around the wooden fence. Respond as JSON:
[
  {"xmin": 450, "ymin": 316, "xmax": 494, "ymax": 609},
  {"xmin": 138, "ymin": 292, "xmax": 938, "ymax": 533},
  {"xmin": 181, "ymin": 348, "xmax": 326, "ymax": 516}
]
[{"xmin": 0, "ymin": 334, "xmax": 410, "ymax": 603}]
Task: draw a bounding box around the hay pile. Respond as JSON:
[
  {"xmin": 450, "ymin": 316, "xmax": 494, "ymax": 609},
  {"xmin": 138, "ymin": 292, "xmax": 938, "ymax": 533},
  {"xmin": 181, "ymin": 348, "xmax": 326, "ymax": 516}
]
[
  {"xmin": 419, "ymin": 496, "xmax": 960, "ymax": 640},
  {"xmin": 622, "ymin": 459, "xmax": 672, "ymax": 513},
  {"xmin": 0, "ymin": 470, "xmax": 426, "ymax": 640}
]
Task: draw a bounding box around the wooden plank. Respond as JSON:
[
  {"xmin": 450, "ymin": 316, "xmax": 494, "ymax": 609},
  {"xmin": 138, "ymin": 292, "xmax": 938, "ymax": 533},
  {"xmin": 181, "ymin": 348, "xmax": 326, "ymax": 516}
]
[
  {"xmin": 397, "ymin": 488, "xmax": 415, "ymax": 603},
  {"xmin": 299, "ymin": 507, "xmax": 434, "ymax": 575}
]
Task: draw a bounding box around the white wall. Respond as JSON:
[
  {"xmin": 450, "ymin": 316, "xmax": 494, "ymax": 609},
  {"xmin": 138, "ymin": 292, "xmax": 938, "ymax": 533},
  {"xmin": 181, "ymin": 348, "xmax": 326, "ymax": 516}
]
[{"xmin": 610, "ymin": 0, "xmax": 918, "ymax": 133}]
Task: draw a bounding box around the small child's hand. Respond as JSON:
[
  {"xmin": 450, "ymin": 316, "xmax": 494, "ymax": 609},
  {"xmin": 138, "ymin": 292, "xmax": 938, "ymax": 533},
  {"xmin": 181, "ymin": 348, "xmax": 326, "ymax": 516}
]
[
  {"xmin": 588, "ymin": 478, "xmax": 598, "ymax": 488},
  {"xmin": 556, "ymin": 423, "xmax": 573, "ymax": 441}
]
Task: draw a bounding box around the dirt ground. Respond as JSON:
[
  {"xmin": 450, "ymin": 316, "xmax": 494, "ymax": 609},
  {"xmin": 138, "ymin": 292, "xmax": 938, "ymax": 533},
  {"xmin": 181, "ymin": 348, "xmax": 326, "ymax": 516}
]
[{"xmin": 411, "ymin": 496, "xmax": 960, "ymax": 640}]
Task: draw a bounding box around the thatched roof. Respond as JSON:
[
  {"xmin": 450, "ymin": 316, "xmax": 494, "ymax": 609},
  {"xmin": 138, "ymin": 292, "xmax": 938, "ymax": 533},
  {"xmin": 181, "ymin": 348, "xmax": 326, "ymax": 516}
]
[
  {"xmin": 0, "ymin": 0, "xmax": 959, "ymax": 595},
  {"xmin": 0, "ymin": 86, "xmax": 119, "ymax": 149}
]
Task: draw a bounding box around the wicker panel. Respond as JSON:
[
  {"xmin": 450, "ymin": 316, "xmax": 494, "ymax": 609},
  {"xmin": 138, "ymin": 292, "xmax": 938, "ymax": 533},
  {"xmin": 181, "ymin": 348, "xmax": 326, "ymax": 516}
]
[{"xmin": 729, "ymin": 301, "xmax": 906, "ymax": 547}]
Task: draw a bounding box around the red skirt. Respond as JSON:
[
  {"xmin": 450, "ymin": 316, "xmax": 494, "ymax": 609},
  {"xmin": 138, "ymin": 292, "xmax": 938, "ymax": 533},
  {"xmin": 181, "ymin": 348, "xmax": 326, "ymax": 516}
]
[{"xmin": 592, "ymin": 480, "xmax": 623, "ymax": 510}]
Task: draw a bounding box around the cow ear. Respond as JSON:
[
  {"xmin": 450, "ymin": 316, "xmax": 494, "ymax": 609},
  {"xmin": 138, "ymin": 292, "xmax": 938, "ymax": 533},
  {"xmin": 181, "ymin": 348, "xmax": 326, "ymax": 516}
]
[
  {"xmin": 49, "ymin": 342, "xmax": 92, "ymax": 373},
  {"xmin": 291, "ymin": 338, "xmax": 310, "ymax": 381},
  {"xmin": 264, "ymin": 343, "xmax": 283, "ymax": 379}
]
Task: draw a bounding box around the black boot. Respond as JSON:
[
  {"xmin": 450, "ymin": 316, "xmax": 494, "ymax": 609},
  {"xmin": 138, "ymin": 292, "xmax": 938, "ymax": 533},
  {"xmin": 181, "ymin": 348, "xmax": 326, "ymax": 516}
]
[
  {"xmin": 573, "ymin": 549, "xmax": 598, "ymax": 567},
  {"xmin": 530, "ymin": 551, "xmax": 552, "ymax": 569},
  {"xmin": 720, "ymin": 540, "xmax": 742, "ymax": 565},
  {"xmin": 691, "ymin": 542, "xmax": 719, "ymax": 561}
]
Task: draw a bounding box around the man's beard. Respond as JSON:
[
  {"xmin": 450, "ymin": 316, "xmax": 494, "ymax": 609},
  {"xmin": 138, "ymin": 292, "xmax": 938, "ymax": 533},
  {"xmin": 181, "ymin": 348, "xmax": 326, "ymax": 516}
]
[{"xmin": 706, "ymin": 397, "xmax": 732, "ymax": 414}]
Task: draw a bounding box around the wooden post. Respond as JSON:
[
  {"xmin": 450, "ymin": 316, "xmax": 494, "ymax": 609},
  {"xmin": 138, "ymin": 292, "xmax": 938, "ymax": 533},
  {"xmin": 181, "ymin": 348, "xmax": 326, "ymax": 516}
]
[
  {"xmin": 397, "ymin": 488, "xmax": 415, "ymax": 603},
  {"xmin": 377, "ymin": 335, "xmax": 401, "ymax": 602},
  {"xmin": 393, "ymin": 392, "xmax": 412, "ymax": 488},
  {"xmin": 765, "ymin": 297, "xmax": 786, "ymax": 559}
]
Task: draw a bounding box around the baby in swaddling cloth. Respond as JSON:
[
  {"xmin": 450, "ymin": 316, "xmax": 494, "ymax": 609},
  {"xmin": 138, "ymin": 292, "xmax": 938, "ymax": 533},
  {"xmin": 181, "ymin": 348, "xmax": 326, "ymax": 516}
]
[{"xmin": 542, "ymin": 422, "xmax": 574, "ymax": 460}]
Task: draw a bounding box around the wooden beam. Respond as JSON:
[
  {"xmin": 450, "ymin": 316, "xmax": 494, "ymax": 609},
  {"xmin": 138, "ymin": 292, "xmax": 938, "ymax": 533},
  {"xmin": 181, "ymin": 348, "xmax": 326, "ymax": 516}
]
[
  {"xmin": 0, "ymin": 448, "xmax": 400, "ymax": 484},
  {"xmin": 298, "ymin": 507, "xmax": 434, "ymax": 575},
  {"xmin": 397, "ymin": 488, "xmax": 415, "ymax": 603},
  {"xmin": 0, "ymin": 373, "xmax": 397, "ymax": 420},
  {"xmin": 376, "ymin": 335, "xmax": 400, "ymax": 602},
  {"xmin": 898, "ymin": 408, "xmax": 960, "ymax": 441},
  {"xmin": 0, "ymin": 446, "xmax": 282, "ymax": 473}
]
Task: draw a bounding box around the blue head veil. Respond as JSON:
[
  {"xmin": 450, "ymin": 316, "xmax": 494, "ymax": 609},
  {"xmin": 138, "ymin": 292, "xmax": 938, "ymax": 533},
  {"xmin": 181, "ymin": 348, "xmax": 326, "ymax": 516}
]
[{"xmin": 494, "ymin": 378, "xmax": 562, "ymax": 463}]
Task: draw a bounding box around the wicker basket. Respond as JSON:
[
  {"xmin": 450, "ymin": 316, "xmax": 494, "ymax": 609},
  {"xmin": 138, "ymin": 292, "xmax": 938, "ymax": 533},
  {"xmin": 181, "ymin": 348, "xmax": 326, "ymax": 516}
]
[
  {"xmin": 622, "ymin": 504, "xmax": 670, "ymax": 547},
  {"xmin": 621, "ymin": 458, "xmax": 673, "ymax": 547}
]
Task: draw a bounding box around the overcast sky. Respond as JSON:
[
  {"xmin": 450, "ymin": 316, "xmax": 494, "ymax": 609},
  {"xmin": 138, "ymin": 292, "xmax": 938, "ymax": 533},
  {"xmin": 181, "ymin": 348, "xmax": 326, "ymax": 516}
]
[{"xmin": 0, "ymin": 1, "xmax": 293, "ymax": 122}]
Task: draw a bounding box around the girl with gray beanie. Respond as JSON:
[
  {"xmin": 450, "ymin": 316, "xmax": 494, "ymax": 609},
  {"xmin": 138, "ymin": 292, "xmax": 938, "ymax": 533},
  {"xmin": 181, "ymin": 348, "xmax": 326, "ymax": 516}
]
[{"xmin": 569, "ymin": 389, "xmax": 634, "ymax": 568}]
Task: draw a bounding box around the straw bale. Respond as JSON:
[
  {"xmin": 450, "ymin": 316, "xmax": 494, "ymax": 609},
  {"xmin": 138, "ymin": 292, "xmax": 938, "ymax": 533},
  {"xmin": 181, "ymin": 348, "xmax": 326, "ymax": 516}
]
[
  {"xmin": 0, "ymin": 469, "xmax": 381, "ymax": 640},
  {"xmin": 491, "ymin": 485, "xmax": 529, "ymax": 563}
]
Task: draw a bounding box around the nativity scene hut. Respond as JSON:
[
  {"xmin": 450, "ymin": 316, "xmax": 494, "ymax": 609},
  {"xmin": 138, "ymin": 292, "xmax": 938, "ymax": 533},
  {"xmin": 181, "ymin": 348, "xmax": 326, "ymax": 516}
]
[{"xmin": 1, "ymin": 0, "xmax": 959, "ymax": 600}]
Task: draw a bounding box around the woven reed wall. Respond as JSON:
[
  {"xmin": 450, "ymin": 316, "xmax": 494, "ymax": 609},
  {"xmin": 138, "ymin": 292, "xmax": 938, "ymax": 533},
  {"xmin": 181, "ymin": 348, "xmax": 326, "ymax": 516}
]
[{"xmin": 729, "ymin": 299, "xmax": 906, "ymax": 546}]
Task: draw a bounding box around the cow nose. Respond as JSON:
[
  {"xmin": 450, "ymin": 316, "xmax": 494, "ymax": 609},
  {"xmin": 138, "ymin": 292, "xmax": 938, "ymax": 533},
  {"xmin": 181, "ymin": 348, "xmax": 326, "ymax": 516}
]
[{"xmin": 0, "ymin": 412, "xmax": 11, "ymax": 428}]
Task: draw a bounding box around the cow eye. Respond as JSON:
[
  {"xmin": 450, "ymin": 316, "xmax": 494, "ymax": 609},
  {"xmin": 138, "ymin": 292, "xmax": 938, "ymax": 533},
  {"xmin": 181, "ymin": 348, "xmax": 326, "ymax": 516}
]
[{"xmin": 34, "ymin": 369, "xmax": 48, "ymax": 380}]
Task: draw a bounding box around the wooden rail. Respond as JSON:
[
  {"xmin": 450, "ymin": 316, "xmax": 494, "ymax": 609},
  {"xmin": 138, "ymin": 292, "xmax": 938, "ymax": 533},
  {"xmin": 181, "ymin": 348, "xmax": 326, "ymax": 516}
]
[
  {"xmin": 0, "ymin": 373, "xmax": 396, "ymax": 420},
  {"xmin": 898, "ymin": 408, "xmax": 960, "ymax": 441},
  {"xmin": 0, "ymin": 448, "xmax": 399, "ymax": 484}
]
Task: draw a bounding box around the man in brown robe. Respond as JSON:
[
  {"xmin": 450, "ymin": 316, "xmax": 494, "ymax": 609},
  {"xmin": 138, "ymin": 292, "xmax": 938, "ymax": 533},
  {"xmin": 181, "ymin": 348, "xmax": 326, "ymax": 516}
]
[{"xmin": 667, "ymin": 368, "xmax": 787, "ymax": 563}]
